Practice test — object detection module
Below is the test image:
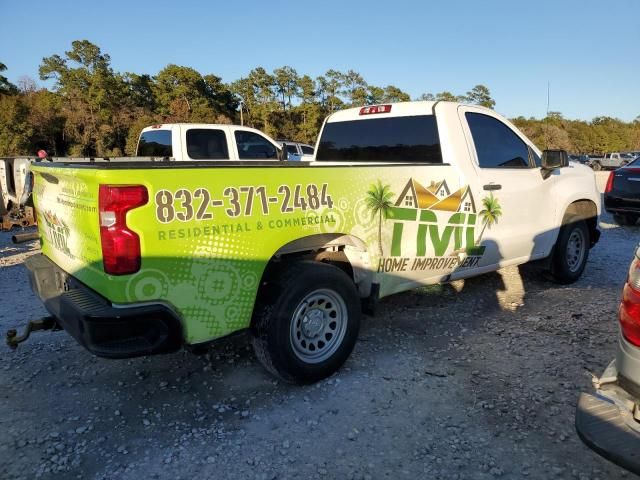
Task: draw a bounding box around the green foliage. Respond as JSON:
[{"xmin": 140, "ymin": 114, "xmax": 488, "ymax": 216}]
[
  {"xmin": 464, "ymin": 85, "xmax": 495, "ymax": 108},
  {"xmin": 419, "ymin": 84, "xmax": 494, "ymax": 107},
  {"xmin": 1, "ymin": 40, "xmax": 638, "ymax": 157},
  {"xmin": 0, "ymin": 94, "xmax": 32, "ymax": 155},
  {"xmin": 0, "ymin": 62, "xmax": 18, "ymax": 95}
]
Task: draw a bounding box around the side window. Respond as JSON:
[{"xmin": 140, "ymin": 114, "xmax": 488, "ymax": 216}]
[
  {"xmin": 137, "ymin": 130, "xmax": 172, "ymax": 157},
  {"xmin": 186, "ymin": 129, "xmax": 229, "ymax": 160},
  {"xmin": 235, "ymin": 131, "xmax": 278, "ymax": 159},
  {"xmin": 465, "ymin": 113, "xmax": 530, "ymax": 168},
  {"xmin": 286, "ymin": 144, "xmax": 299, "ymax": 155},
  {"xmin": 301, "ymin": 145, "xmax": 314, "ymax": 155}
]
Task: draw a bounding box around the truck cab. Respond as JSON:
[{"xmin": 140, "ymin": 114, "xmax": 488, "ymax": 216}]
[{"xmin": 137, "ymin": 124, "xmax": 284, "ymax": 161}]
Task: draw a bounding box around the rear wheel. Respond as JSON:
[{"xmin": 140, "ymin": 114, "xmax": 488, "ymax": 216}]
[
  {"xmin": 613, "ymin": 213, "xmax": 639, "ymax": 226},
  {"xmin": 251, "ymin": 261, "xmax": 360, "ymax": 384},
  {"xmin": 549, "ymin": 216, "xmax": 589, "ymax": 284}
]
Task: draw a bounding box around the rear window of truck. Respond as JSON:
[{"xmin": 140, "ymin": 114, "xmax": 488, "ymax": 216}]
[
  {"xmin": 137, "ymin": 130, "xmax": 172, "ymax": 157},
  {"xmin": 315, "ymin": 115, "xmax": 442, "ymax": 163}
]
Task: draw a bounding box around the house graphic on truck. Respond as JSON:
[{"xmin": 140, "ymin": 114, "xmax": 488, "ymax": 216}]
[{"xmin": 395, "ymin": 179, "xmax": 476, "ymax": 213}]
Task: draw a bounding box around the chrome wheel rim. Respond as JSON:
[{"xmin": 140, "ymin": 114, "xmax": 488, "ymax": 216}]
[
  {"xmin": 566, "ymin": 228, "xmax": 586, "ymax": 273},
  {"xmin": 290, "ymin": 288, "xmax": 348, "ymax": 364}
]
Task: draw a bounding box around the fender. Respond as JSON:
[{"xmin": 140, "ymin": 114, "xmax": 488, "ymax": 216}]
[{"xmin": 268, "ymin": 233, "xmax": 372, "ymax": 297}]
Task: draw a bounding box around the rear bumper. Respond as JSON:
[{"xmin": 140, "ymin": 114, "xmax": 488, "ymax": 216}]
[
  {"xmin": 604, "ymin": 194, "xmax": 640, "ymax": 215},
  {"xmin": 25, "ymin": 254, "xmax": 182, "ymax": 358},
  {"xmin": 575, "ymin": 358, "xmax": 640, "ymax": 474}
]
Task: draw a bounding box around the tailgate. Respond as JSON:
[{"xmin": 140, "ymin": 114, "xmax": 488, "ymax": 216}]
[{"xmin": 31, "ymin": 165, "xmax": 104, "ymax": 287}]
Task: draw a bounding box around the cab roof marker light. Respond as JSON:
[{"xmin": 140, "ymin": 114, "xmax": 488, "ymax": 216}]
[{"xmin": 359, "ymin": 105, "xmax": 392, "ymax": 116}]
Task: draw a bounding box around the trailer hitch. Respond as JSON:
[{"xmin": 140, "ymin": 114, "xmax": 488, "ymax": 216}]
[{"xmin": 6, "ymin": 316, "xmax": 59, "ymax": 349}]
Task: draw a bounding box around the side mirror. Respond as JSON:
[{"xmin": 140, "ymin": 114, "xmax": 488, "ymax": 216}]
[
  {"xmin": 278, "ymin": 143, "xmax": 289, "ymax": 161},
  {"xmin": 542, "ymin": 149, "xmax": 568, "ymax": 170}
]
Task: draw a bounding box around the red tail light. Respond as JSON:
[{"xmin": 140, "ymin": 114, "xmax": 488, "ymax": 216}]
[
  {"xmin": 620, "ymin": 254, "xmax": 640, "ymax": 346},
  {"xmin": 99, "ymin": 185, "xmax": 148, "ymax": 275},
  {"xmin": 604, "ymin": 172, "xmax": 615, "ymax": 193}
]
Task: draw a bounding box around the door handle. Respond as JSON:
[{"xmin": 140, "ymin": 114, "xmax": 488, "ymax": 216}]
[{"xmin": 483, "ymin": 184, "xmax": 501, "ymax": 191}]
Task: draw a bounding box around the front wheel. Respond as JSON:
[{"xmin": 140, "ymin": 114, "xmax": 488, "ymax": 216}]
[
  {"xmin": 251, "ymin": 261, "xmax": 361, "ymax": 384},
  {"xmin": 549, "ymin": 216, "xmax": 589, "ymax": 284},
  {"xmin": 591, "ymin": 162, "xmax": 602, "ymax": 171}
]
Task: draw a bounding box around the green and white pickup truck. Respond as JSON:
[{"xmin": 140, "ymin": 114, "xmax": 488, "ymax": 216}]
[{"xmin": 15, "ymin": 101, "xmax": 601, "ymax": 383}]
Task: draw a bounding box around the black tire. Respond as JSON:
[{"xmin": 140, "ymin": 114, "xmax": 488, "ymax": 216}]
[
  {"xmin": 613, "ymin": 213, "xmax": 638, "ymax": 226},
  {"xmin": 549, "ymin": 216, "xmax": 590, "ymax": 284},
  {"xmin": 251, "ymin": 261, "xmax": 361, "ymax": 384},
  {"xmin": 592, "ymin": 162, "xmax": 602, "ymax": 171}
]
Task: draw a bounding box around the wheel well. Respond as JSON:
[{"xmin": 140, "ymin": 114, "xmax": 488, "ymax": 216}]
[
  {"xmin": 257, "ymin": 234, "xmax": 372, "ymax": 302},
  {"xmin": 563, "ymin": 200, "xmax": 598, "ymax": 247}
]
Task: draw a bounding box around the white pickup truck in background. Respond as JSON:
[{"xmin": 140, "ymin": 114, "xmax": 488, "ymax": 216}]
[
  {"xmin": 589, "ymin": 152, "xmax": 630, "ymax": 171},
  {"xmin": 137, "ymin": 123, "xmax": 285, "ymax": 161}
]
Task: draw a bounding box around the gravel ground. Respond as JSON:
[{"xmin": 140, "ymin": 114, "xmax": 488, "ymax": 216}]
[{"xmin": 0, "ymin": 171, "xmax": 637, "ymax": 480}]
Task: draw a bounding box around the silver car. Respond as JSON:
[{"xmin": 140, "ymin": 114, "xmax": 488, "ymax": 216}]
[{"xmin": 576, "ymin": 243, "xmax": 640, "ymax": 473}]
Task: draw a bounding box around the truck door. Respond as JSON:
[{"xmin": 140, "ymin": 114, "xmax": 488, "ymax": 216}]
[{"xmin": 457, "ymin": 106, "xmax": 556, "ymax": 268}]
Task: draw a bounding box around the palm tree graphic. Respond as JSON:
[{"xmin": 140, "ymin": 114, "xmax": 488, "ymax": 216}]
[
  {"xmin": 365, "ymin": 180, "xmax": 395, "ymax": 257},
  {"xmin": 476, "ymin": 192, "xmax": 502, "ymax": 246}
]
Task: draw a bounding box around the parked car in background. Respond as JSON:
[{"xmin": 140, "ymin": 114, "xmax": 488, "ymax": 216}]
[
  {"xmin": 576, "ymin": 243, "xmax": 640, "ymax": 475},
  {"xmin": 590, "ymin": 152, "xmax": 630, "ymax": 171},
  {"xmin": 604, "ymin": 158, "xmax": 640, "ymax": 225},
  {"xmin": 277, "ymin": 141, "xmax": 315, "ymax": 161}
]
